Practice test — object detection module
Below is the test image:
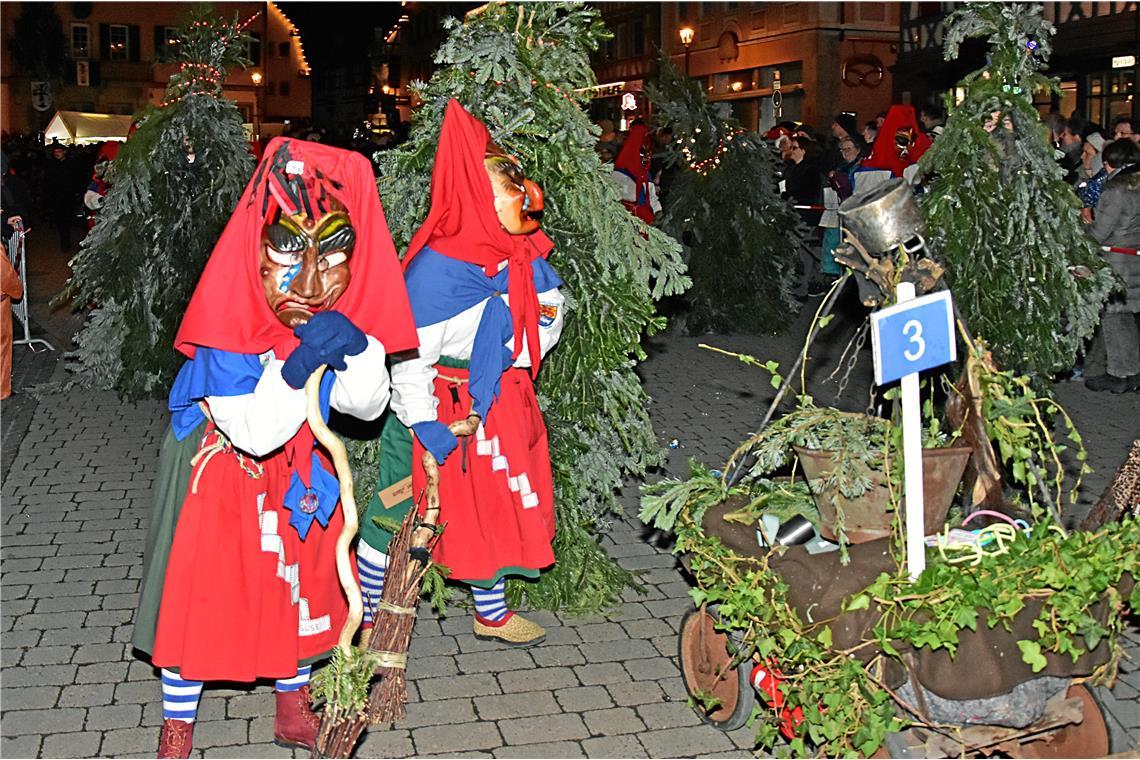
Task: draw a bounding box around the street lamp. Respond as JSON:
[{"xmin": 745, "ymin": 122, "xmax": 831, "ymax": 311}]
[
  {"xmin": 250, "ymin": 70, "xmax": 263, "ymax": 141},
  {"xmin": 679, "ymin": 26, "xmax": 694, "ymax": 76}
]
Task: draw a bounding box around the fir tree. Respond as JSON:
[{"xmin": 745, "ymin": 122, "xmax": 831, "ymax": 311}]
[
  {"xmin": 63, "ymin": 7, "xmax": 255, "ymax": 397},
  {"xmin": 366, "ymin": 2, "xmax": 689, "ymax": 613},
  {"xmin": 919, "ymin": 2, "xmax": 1113, "ymax": 381},
  {"xmin": 647, "ymin": 53, "xmax": 803, "ymax": 334}
]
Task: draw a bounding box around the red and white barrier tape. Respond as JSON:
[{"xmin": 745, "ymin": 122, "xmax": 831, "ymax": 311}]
[{"xmin": 1103, "ymin": 245, "xmax": 1139, "ymax": 257}]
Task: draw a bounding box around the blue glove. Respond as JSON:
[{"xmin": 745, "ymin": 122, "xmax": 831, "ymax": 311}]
[
  {"xmin": 294, "ymin": 311, "xmax": 368, "ymax": 372},
  {"xmin": 412, "ymin": 421, "xmax": 458, "ymax": 465},
  {"xmin": 281, "ymin": 343, "xmax": 324, "ymax": 389}
]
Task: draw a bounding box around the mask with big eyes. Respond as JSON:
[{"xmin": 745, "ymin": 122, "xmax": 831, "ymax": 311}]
[
  {"xmin": 260, "ymin": 198, "xmax": 356, "ymax": 328},
  {"xmin": 894, "ymin": 126, "xmax": 917, "ymax": 159},
  {"xmin": 484, "ymin": 142, "xmax": 545, "ymax": 235}
]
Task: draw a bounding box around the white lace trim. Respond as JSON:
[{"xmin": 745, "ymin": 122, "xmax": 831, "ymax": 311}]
[
  {"xmin": 256, "ymin": 493, "xmax": 330, "ymax": 637},
  {"xmin": 473, "ymin": 425, "xmax": 540, "ymax": 509}
]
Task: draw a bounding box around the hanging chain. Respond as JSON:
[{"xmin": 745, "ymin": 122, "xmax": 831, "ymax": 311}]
[{"xmin": 832, "ymin": 320, "xmax": 869, "ymax": 403}]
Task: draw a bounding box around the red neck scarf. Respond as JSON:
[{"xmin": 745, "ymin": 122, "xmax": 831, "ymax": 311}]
[
  {"xmin": 862, "ymin": 105, "xmax": 932, "ymax": 178},
  {"xmin": 403, "ymin": 99, "xmax": 554, "ymax": 375},
  {"xmin": 175, "ymin": 138, "xmax": 418, "ymax": 481}
]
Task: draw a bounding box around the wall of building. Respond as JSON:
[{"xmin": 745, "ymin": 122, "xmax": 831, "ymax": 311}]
[
  {"xmin": 0, "ymin": 1, "xmax": 311, "ymax": 138},
  {"xmin": 659, "ymin": 2, "xmax": 898, "ymax": 133}
]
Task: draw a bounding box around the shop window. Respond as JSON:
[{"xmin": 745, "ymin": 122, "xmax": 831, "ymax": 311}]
[
  {"xmin": 71, "ymin": 23, "xmax": 90, "ymax": 58},
  {"xmin": 108, "ymin": 24, "xmax": 129, "ymax": 61}
]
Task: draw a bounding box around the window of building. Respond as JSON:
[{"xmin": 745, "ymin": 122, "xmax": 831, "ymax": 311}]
[
  {"xmin": 279, "ymin": 41, "xmax": 290, "ymax": 58},
  {"xmin": 71, "ymin": 23, "xmax": 90, "ymax": 58},
  {"xmin": 158, "ymin": 26, "xmax": 180, "ymax": 58},
  {"xmin": 631, "ymin": 18, "xmax": 645, "ymax": 56},
  {"xmin": 108, "ymin": 24, "xmax": 129, "ymax": 61},
  {"xmin": 279, "ymin": 81, "xmax": 291, "ymax": 97},
  {"xmin": 1086, "ymin": 68, "xmax": 1135, "ymax": 127},
  {"xmin": 677, "ymin": 2, "xmax": 689, "ymax": 23}
]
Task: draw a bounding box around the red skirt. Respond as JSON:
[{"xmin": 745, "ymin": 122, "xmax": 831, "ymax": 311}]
[
  {"xmin": 151, "ymin": 428, "xmax": 348, "ymax": 681},
  {"xmin": 411, "ymin": 366, "xmax": 556, "ymax": 584}
]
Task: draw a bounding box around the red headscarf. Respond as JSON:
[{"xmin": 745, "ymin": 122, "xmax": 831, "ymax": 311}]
[
  {"xmin": 862, "ymin": 105, "xmax": 932, "ymax": 178},
  {"xmin": 175, "ymin": 138, "xmax": 418, "ymax": 485},
  {"xmin": 403, "ymin": 99, "xmax": 554, "ymax": 375},
  {"xmin": 176, "ymin": 137, "xmax": 418, "ymax": 360},
  {"xmin": 613, "ymin": 122, "xmax": 654, "ymax": 223}
]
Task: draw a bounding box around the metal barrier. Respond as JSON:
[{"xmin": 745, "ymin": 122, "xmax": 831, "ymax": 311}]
[{"xmin": 7, "ymin": 219, "xmax": 55, "ymax": 352}]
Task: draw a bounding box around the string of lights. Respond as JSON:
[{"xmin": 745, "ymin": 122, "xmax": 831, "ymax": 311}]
[{"xmin": 679, "ymin": 128, "xmax": 744, "ymax": 175}]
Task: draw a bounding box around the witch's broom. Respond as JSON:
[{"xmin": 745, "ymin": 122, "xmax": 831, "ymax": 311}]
[{"xmin": 305, "ymin": 367, "xmax": 479, "ymax": 757}]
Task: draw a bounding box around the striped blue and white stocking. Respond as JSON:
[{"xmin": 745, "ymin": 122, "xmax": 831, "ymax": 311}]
[
  {"xmin": 275, "ymin": 664, "xmax": 311, "ymax": 693},
  {"xmin": 357, "ymin": 540, "xmax": 388, "ymax": 626},
  {"xmin": 472, "ymin": 579, "xmax": 509, "ymax": 622},
  {"xmin": 161, "ymin": 669, "xmax": 203, "ymax": 723}
]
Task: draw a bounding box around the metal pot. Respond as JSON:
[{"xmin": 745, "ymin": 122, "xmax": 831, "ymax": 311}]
[{"xmin": 838, "ymin": 177, "xmax": 925, "ymax": 254}]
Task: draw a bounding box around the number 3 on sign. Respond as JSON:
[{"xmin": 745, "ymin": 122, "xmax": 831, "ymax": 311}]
[
  {"xmin": 870, "ymin": 290, "xmax": 955, "ymax": 386},
  {"xmin": 902, "ymin": 319, "xmax": 925, "ymax": 361}
]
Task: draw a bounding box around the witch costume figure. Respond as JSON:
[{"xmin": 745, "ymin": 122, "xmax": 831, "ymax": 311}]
[
  {"xmin": 132, "ymin": 138, "xmax": 418, "ymax": 758},
  {"xmin": 357, "ymin": 99, "xmax": 563, "ymax": 648},
  {"xmin": 611, "ymin": 121, "xmax": 661, "ymax": 224}
]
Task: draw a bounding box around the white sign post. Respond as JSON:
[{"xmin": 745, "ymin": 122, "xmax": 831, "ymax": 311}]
[{"xmin": 871, "ymin": 284, "xmax": 956, "ymax": 580}]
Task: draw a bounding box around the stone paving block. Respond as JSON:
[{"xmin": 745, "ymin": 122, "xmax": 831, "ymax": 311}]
[
  {"xmin": 1, "ymin": 629, "xmax": 41, "ymax": 647},
  {"xmin": 625, "ymin": 656, "xmax": 682, "ymax": 681},
  {"xmin": 574, "ymin": 662, "xmax": 633, "ymax": 686},
  {"xmin": 100, "ymin": 726, "xmax": 162, "ymax": 756},
  {"xmin": 354, "ymin": 727, "xmax": 415, "ymax": 758},
  {"xmin": 4, "ymin": 664, "xmax": 79, "ymax": 687},
  {"xmin": 410, "ymin": 634, "xmax": 459, "ymax": 657},
  {"xmin": 0, "ymin": 685, "xmax": 60, "ymax": 710},
  {"xmin": 643, "ymin": 597, "xmax": 699, "ymax": 618},
  {"xmin": 579, "ymin": 638, "xmax": 659, "ymax": 663},
  {"xmin": 94, "ymin": 578, "xmax": 140, "ymax": 595},
  {"xmin": 554, "ymin": 685, "xmax": 614, "ymax": 712},
  {"xmin": 2, "ymin": 646, "xmax": 23, "ymax": 667},
  {"xmin": 193, "ymin": 718, "xmax": 250, "ymax": 748},
  {"xmin": 417, "ymin": 672, "xmax": 502, "ymax": 702},
  {"xmin": 474, "ymin": 690, "xmax": 560, "ymax": 720},
  {"xmin": 227, "ymin": 692, "xmax": 276, "ymax": 719},
  {"xmin": 19, "ymin": 644, "xmax": 76, "ymax": 666},
  {"xmin": 2, "ymin": 557, "xmax": 43, "ymax": 572},
  {"xmin": 606, "ymin": 680, "xmax": 668, "ymax": 707},
  {"xmin": 583, "ymin": 706, "xmax": 647, "ymax": 736},
  {"xmin": 41, "ymin": 554, "xmax": 104, "ymax": 570},
  {"xmin": 531, "ymin": 644, "xmax": 586, "ymax": 668},
  {"xmin": 3, "ymin": 569, "xmax": 64, "ymax": 585},
  {"xmin": 75, "ymin": 660, "xmax": 130, "ymax": 683},
  {"xmin": 575, "ymin": 622, "xmax": 627, "ymax": 643},
  {"xmin": 617, "ymin": 553, "xmax": 682, "ymax": 571},
  {"xmin": 40, "ymin": 730, "xmax": 103, "ymax": 759},
  {"xmin": 26, "ymin": 581, "xmax": 95, "ymax": 599},
  {"xmin": 726, "ymin": 725, "xmax": 761, "ymax": 751},
  {"xmin": 2, "ymin": 706, "xmax": 86, "ymax": 735},
  {"xmin": 540, "ymin": 625, "xmax": 582, "ymax": 647},
  {"xmin": 114, "ymin": 623, "xmax": 135, "ymax": 643},
  {"xmin": 497, "ymin": 666, "xmax": 579, "ymax": 693},
  {"xmin": 58, "ymin": 683, "xmax": 116, "ymax": 707},
  {"xmin": 650, "ymin": 634, "xmax": 680, "ymax": 659},
  {"xmin": 496, "ymin": 713, "xmax": 589, "ymax": 745},
  {"xmin": 87, "ymin": 608, "xmax": 135, "ymax": 628},
  {"xmin": 397, "ymin": 697, "xmax": 476, "ymax": 730},
  {"xmin": 102, "ymin": 592, "xmax": 142, "ymax": 610},
  {"xmin": 407, "ymin": 654, "xmax": 460, "ymax": 679},
  {"xmin": 0, "ymin": 735, "xmax": 42, "ymax": 759},
  {"xmin": 2, "ymin": 601, "xmax": 34, "ymax": 619},
  {"xmin": 439, "ymin": 613, "xmax": 477, "ymax": 636},
  {"xmin": 657, "ymin": 675, "xmax": 690, "ymax": 701},
  {"xmin": 202, "ymin": 743, "xmax": 296, "ymax": 758},
  {"xmin": 456, "ymin": 649, "xmax": 536, "ymax": 674},
  {"xmin": 87, "ymin": 703, "xmax": 144, "ymax": 730},
  {"xmin": 114, "ymin": 679, "xmax": 160, "ymax": 704},
  {"xmin": 493, "ymin": 740, "xmax": 586, "ymax": 758},
  {"xmin": 602, "ymin": 601, "xmax": 655, "ymax": 622},
  {"xmin": 412, "ymin": 721, "xmax": 503, "ymax": 754},
  {"xmin": 582, "ymin": 734, "xmax": 649, "ymax": 759},
  {"xmin": 71, "ymin": 642, "xmax": 127, "ymax": 664},
  {"xmin": 637, "ymin": 700, "xmax": 704, "ymax": 730},
  {"xmin": 40, "ymin": 626, "xmax": 114, "ymax": 646},
  {"xmin": 638, "ymin": 724, "xmax": 736, "ymax": 757},
  {"xmin": 621, "ymin": 617, "xmax": 677, "ymax": 640}
]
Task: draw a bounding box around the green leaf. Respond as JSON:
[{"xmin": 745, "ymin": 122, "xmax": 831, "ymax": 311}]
[
  {"xmin": 1017, "ymin": 639, "xmax": 1048, "ymax": 672},
  {"xmin": 845, "ymin": 594, "xmax": 870, "ymax": 611}
]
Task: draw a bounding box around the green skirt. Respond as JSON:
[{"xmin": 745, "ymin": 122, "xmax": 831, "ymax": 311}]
[{"xmin": 132, "ymin": 421, "xmax": 204, "ymax": 657}]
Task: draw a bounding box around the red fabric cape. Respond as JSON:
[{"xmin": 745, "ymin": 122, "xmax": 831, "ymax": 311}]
[
  {"xmin": 403, "ymin": 99, "xmax": 553, "ymax": 375},
  {"xmin": 174, "ymin": 137, "xmax": 418, "ymax": 485},
  {"xmin": 176, "ymin": 137, "xmax": 417, "ymax": 360},
  {"xmin": 862, "ymin": 105, "xmax": 932, "ymax": 178}
]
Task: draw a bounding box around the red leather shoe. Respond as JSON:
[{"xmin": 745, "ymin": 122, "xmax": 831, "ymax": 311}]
[
  {"xmin": 157, "ymin": 719, "xmax": 194, "ymax": 759},
  {"xmin": 274, "ymin": 684, "xmax": 322, "ymax": 751}
]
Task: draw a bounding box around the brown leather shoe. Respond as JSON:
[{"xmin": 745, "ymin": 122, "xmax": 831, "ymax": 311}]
[
  {"xmin": 274, "ymin": 684, "xmax": 322, "ymax": 751},
  {"xmin": 157, "ymin": 719, "xmax": 194, "ymax": 759}
]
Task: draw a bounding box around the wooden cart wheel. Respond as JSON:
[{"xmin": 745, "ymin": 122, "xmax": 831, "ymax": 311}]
[
  {"xmin": 1019, "ymin": 684, "xmax": 1111, "ymax": 759},
  {"xmin": 678, "ymin": 606, "xmax": 755, "ymax": 732}
]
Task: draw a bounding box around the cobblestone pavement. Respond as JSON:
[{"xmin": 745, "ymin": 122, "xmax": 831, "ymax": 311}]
[{"xmin": 2, "ymin": 247, "xmax": 1138, "ymax": 756}]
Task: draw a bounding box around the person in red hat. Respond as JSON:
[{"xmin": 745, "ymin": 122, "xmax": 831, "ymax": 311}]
[
  {"xmin": 132, "ymin": 137, "xmax": 418, "ymax": 758},
  {"xmin": 357, "ymin": 100, "xmax": 563, "ymax": 648},
  {"xmin": 612, "ymin": 121, "xmax": 661, "ymax": 224},
  {"xmin": 83, "ymin": 141, "xmax": 121, "ymax": 230},
  {"xmin": 857, "ymin": 104, "xmax": 932, "ymax": 189}
]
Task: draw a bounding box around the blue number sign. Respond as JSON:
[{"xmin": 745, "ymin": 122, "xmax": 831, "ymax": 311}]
[{"xmin": 870, "ymin": 289, "xmax": 956, "ymax": 386}]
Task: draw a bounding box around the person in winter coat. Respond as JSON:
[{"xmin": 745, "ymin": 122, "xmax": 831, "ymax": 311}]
[{"xmin": 1084, "ymin": 139, "xmax": 1140, "ymax": 393}]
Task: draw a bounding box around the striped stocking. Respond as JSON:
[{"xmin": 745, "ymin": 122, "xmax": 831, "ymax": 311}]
[{"xmin": 161, "ymin": 669, "xmax": 203, "ymax": 723}]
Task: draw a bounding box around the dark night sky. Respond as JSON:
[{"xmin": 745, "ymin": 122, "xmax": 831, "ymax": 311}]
[{"xmin": 276, "ymin": 2, "xmax": 404, "ymax": 74}]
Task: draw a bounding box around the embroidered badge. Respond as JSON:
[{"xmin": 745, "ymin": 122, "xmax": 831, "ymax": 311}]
[{"xmin": 538, "ymin": 302, "xmax": 558, "ymax": 328}]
